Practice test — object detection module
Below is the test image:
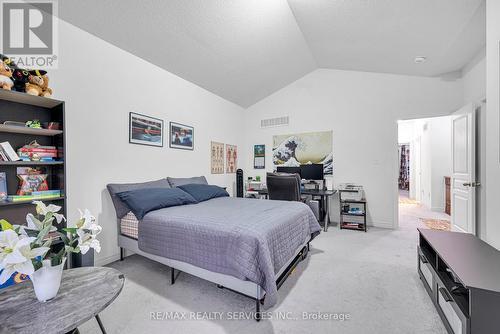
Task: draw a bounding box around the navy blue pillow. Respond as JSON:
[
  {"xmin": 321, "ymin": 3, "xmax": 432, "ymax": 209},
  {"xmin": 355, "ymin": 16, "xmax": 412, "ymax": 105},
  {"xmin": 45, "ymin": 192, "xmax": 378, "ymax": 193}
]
[
  {"xmin": 177, "ymin": 184, "xmax": 229, "ymax": 202},
  {"xmin": 116, "ymin": 187, "xmax": 197, "ymax": 219}
]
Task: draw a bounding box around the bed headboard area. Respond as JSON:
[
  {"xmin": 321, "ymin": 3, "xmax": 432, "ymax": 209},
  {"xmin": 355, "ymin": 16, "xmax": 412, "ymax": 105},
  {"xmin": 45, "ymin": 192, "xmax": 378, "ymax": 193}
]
[
  {"xmin": 106, "ymin": 176, "xmax": 209, "ymax": 219},
  {"xmin": 106, "ymin": 179, "xmax": 171, "ymax": 219}
]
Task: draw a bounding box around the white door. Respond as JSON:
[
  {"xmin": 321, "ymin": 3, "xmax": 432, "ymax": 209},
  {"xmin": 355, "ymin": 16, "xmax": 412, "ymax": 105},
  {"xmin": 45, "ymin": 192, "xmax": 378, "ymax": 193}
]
[{"xmin": 451, "ymin": 104, "xmax": 477, "ymax": 234}]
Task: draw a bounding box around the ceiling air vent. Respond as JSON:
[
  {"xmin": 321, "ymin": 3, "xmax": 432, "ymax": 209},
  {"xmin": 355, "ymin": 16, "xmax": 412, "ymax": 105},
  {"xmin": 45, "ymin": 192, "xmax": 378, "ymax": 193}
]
[{"xmin": 260, "ymin": 116, "xmax": 289, "ymax": 128}]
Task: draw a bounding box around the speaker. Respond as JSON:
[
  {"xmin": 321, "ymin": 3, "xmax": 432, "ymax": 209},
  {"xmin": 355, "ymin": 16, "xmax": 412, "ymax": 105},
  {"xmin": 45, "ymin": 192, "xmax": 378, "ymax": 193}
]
[{"xmin": 236, "ymin": 169, "xmax": 244, "ymax": 198}]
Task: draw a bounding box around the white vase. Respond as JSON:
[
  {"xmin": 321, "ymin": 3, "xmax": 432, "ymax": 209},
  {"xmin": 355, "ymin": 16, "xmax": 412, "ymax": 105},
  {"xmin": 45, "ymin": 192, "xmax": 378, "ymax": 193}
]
[{"xmin": 30, "ymin": 258, "xmax": 66, "ymax": 302}]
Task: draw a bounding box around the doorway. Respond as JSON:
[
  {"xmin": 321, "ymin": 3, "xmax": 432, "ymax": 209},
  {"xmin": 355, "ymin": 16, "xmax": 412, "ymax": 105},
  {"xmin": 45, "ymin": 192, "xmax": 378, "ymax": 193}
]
[{"xmin": 397, "ymin": 116, "xmax": 454, "ymax": 231}]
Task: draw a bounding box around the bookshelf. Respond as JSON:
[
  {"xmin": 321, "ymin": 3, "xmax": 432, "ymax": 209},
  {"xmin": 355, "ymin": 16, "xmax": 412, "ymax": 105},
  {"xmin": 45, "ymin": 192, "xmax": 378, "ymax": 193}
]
[
  {"xmin": 339, "ymin": 190, "xmax": 367, "ymax": 232},
  {"xmin": 0, "ymin": 89, "xmax": 66, "ymax": 227}
]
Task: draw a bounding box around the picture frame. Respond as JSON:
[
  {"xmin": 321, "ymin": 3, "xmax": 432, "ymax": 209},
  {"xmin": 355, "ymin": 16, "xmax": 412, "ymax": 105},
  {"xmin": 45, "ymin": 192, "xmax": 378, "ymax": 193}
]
[
  {"xmin": 129, "ymin": 112, "xmax": 164, "ymax": 147},
  {"xmin": 169, "ymin": 122, "xmax": 194, "ymax": 150},
  {"xmin": 254, "ymin": 144, "xmax": 265, "ymax": 169},
  {"xmin": 226, "ymin": 144, "xmax": 238, "ymax": 173},
  {"xmin": 211, "ymin": 141, "xmax": 225, "ymax": 174}
]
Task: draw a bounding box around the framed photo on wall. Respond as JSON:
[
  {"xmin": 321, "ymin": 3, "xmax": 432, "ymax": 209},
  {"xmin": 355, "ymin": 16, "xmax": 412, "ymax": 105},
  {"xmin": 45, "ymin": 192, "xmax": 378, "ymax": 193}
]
[
  {"xmin": 129, "ymin": 112, "xmax": 163, "ymax": 147},
  {"xmin": 211, "ymin": 141, "xmax": 224, "ymax": 174},
  {"xmin": 254, "ymin": 144, "xmax": 265, "ymax": 169},
  {"xmin": 169, "ymin": 122, "xmax": 194, "ymax": 150},
  {"xmin": 226, "ymin": 144, "xmax": 237, "ymax": 173}
]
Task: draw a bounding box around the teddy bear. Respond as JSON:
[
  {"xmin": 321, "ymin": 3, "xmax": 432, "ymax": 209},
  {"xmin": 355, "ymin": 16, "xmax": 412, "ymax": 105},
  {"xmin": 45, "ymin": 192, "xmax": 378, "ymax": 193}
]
[
  {"xmin": 26, "ymin": 70, "xmax": 53, "ymax": 97},
  {"xmin": 0, "ymin": 55, "xmax": 14, "ymax": 90}
]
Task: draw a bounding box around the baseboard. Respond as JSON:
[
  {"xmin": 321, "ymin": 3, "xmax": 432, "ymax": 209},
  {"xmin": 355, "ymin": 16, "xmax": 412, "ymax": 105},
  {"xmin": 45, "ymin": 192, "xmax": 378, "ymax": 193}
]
[
  {"xmin": 371, "ymin": 221, "xmax": 394, "ymax": 229},
  {"xmin": 431, "ymin": 207, "xmax": 445, "ymax": 213},
  {"xmin": 95, "ymin": 252, "xmax": 121, "ymax": 266}
]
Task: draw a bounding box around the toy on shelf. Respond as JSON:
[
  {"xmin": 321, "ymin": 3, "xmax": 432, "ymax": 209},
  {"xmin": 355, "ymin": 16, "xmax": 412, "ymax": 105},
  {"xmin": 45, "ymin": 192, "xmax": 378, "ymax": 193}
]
[
  {"xmin": 0, "ymin": 54, "xmax": 53, "ymax": 96},
  {"xmin": 25, "ymin": 120, "xmax": 42, "ymax": 129},
  {"xmin": 0, "ymin": 56, "xmax": 13, "ymax": 91},
  {"xmin": 26, "ymin": 70, "xmax": 53, "ymax": 97}
]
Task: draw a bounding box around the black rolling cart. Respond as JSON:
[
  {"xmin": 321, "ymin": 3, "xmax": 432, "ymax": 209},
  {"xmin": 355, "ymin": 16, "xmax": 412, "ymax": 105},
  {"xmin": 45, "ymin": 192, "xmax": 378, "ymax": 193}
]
[{"xmin": 339, "ymin": 189, "xmax": 367, "ymax": 232}]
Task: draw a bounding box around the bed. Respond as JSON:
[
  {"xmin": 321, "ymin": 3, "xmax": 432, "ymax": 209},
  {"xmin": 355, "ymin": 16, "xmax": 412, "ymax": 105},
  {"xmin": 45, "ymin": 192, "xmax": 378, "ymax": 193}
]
[{"xmin": 107, "ymin": 177, "xmax": 321, "ymax": 320}]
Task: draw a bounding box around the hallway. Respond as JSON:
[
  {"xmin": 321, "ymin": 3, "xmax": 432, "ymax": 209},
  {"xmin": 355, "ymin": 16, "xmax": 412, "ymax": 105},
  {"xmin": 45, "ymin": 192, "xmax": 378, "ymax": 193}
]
[{"xmin": 399, "ymin": 190, "xmax": 451, "ymax": 231}]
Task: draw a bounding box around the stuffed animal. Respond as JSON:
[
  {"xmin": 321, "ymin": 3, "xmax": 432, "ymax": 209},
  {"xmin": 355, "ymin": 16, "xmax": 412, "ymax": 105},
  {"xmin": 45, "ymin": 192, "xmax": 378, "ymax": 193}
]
[
  {"xmin": 11, "ymin": 68, "xmax": 30, "ymax": 93},
  {"xmin": 26, "ymin": 70, "xmax": 52, "ymax": 97},
  {"xmin": 0, "ymin": 55, "xmax": 14, "ymax": 90}
]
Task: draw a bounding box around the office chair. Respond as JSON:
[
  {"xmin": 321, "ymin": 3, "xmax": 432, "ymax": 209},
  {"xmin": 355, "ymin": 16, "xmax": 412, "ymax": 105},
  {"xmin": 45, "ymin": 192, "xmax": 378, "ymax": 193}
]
[{"xmin": 266, "ymin": 172, "xmax": 302, "ymax": 201}]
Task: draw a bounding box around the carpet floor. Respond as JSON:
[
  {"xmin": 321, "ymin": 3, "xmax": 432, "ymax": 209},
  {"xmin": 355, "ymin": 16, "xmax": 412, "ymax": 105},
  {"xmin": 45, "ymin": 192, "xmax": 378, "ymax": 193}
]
[{"xmin": 79, "ymin": 204, "xmax": 448, "ymax": 334}]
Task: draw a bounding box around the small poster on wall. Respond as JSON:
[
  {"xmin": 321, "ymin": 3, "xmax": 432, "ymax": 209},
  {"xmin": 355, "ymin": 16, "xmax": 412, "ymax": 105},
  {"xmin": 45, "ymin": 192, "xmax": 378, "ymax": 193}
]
[
  {"xmin": 169, "ymin": 122, "xmax": 194, "ymax": 150},
  {"xmin": 211, "ymin": 141, "xmax": 224, "ymax": 174},
  {"xmin": 226, "ymin": 144, "xmax": 237, "ymax": 173},
  {"xmin": 129, "ymin": 112, "xmax": 163, "ymax": 147},
  {"xmin": 254, "ymin": 144, "xmax": 265, "ymax": 169}
]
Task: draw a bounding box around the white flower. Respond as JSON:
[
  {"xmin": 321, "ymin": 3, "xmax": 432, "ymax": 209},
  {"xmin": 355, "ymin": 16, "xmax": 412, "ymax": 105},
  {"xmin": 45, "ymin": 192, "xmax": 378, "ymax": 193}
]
[
  {"xmin": 0, "ymin": 230, "xmax": 49, "ymax": 284},
  {"xmin": 77, "ymin": 209, "xmax": 101, "ymax": 233},
  {"xmin": 33, "ymin": 201, "xmax": 66, "ymax": 224},
  {"xmin": 25, "ymin": 213, "xmax": 57, "ymax": 232},
  {"xmin": 76, "ymin": 229, "xmax": 101, "ymax": 255},
  {"xmin": 73, "ymin": 209, "xmax": 101, "ymax": 255}
]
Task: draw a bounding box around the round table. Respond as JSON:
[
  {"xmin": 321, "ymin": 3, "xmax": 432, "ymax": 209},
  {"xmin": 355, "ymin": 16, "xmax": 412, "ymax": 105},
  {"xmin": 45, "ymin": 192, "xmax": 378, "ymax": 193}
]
[{"xmin": 0, "ymin": 267, "xmax": 124, "ymax": 334}]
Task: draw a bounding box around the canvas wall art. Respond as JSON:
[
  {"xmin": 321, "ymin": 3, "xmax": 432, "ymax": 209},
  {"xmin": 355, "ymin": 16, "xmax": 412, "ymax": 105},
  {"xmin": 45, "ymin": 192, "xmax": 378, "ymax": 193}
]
[
  {"xmin": 226, "ymin": 144, "xmax": 237, "ymax": 173},
  {"xmin": 211, "ymin": 141, "xmax": 224, "ymax": 174},
  {"xmin": 169, "ymin": 122, "xmax": 194, "ymax": 150},
  {"xmin": 129, "ymin": 112, "xmax": 163, "ymax": 147},
  {"xmin": 272, "ymin": 130, "xmax": 333, "ymax": 174}
]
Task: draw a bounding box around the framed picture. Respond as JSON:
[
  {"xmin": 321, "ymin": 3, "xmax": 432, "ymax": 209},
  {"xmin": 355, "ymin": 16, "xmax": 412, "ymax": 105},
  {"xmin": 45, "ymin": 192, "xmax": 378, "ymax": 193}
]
[
  {"xmin": 211, "ymin": 141, "xmax": 224, "ymax": 174},
  {"xmin": 169, "ymin": 122, "xmax": 194, "ymax": 150},
  {"xmin": 273, "ymin": 130, "xmax": 333, "ymax": 175},
  {"xmin": 129, "ymin": 112, "xmax": 163, "ymax": 147},
  {"xmin": 254, "ymin": 144, "xmax": 265, "ymax": 169},
  {"xmin": 226, "ymin": 144, "xmax": 237, "ymax": 173}
]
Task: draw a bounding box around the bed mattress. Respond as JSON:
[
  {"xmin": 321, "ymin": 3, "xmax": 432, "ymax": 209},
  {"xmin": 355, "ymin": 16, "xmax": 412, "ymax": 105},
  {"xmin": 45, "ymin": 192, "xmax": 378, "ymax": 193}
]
[{"xmin": 138, "ymin": 196, "xmax": 321, "ymax": 308}]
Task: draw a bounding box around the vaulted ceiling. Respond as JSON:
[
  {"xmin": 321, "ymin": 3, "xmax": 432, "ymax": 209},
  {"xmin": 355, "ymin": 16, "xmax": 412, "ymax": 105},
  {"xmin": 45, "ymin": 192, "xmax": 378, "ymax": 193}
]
[{"xmin": 56, "ymin": 0, "xmax": 485, "ymax": 107}]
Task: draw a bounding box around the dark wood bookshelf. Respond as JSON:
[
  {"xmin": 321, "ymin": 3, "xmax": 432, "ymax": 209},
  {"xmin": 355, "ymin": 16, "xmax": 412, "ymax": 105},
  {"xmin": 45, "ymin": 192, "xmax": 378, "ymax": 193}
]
[
  {"xmin": 0, "ymin": 124, "xmax": 63, "ymax": 136},
  {"xmin": 0, "ymin": 89, "xmax": 66, "ymax": 227},
  {"xmin": 0, "ymin": 160, "xmax": 63, "ymax": 166},
  {"xmin": 0, "ymin": 196, "xmax": 65, "ymax": 207}
]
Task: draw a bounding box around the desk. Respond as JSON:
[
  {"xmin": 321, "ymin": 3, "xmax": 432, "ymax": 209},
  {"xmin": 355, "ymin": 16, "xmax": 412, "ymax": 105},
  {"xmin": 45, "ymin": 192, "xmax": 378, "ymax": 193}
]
[
  {"xmin": 0, "ymin": 267, "xmax": 124, "ymax": 334},
  {"xmin": 258, "ymin": 188, "xmax": 337, "ymax": 232}
]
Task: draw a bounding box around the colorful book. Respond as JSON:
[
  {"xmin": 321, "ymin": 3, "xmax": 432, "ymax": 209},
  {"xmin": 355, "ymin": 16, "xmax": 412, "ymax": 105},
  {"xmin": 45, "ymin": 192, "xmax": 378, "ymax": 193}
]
[{"xmin": 0, "ymin": 172, "xmax": 6, "ymax": 200}]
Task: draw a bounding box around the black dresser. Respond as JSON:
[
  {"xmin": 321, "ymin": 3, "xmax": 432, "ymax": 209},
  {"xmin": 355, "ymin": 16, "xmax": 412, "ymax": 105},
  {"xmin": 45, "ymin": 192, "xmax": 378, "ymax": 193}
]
[{"xmin": 418, "ymin": 228, "xmax": 500, "ymax": 334}]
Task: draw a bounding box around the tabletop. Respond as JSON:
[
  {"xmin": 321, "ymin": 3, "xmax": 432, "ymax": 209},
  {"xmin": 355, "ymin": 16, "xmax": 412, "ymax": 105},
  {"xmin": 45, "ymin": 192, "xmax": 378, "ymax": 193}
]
[
  {"xmin": 0, "ymin": 267, "xmax": 124, "ymax": 334},
  {"xmin": 258, "ymin": 188, "xmax": 337, "ymax": 196}
]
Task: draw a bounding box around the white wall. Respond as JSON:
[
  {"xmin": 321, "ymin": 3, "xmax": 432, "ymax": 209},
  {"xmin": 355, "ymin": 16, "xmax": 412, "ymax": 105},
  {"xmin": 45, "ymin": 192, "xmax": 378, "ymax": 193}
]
[
  {"xmin": 406, "ymin": 117, "xmax": 453, "ymax": 212},
  {"xmin": 462, "ymin": 48, "xmax": 486, "ymax": 105},
  {"xmin": 429, "ymin": 117, "xmax": 452, "ymax": 212},
  {"xmin": 485, "ymin": 0, "xmax": 500, "ymax": 250},
  {"xmin": 243, "ymin": 69, "xmax": 463, "ymax": 228},
  {"xmin": 49, "ymin": 21, "xmax": 245, "ymax": 265}
]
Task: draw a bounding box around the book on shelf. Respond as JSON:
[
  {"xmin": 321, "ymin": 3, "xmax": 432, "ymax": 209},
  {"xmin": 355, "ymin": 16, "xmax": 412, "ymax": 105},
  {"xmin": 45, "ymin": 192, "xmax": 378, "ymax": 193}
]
[
  {"xmin": 0, "ymin": 142, "xmax": 20, "ymax": 161},
  {"xmin": 0, "ymin": 172, "xmax": 6, "ymax": 199},
  {"xmin": 6, "ymin": 190, "xmax": 61, "ymax": 202}
]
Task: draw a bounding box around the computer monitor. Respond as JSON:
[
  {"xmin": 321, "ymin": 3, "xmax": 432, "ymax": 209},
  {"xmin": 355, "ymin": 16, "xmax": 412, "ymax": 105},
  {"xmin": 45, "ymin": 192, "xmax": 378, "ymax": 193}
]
[
  {"xmin": 276, "ymin": 166, "xmax": 301, "ymax": 176},
  {"xmin": 300, "ymin": 164, "xmax": 324, "ymax": 181}
]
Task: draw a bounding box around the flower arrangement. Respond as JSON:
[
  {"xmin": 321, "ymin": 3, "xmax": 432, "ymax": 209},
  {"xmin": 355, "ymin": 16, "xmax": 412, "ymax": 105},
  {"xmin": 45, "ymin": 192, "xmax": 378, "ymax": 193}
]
[{"xmin": 0, "ymin": 201, "xmax": 102, "ymax": 285}]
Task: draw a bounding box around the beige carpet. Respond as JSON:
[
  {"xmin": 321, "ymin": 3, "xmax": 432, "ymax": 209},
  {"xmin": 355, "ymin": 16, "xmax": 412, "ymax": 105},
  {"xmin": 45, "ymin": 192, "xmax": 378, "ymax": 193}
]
[
  {"xmin": 399, "ymin": 197, "xmax": 420, "ymax": 205},
  {"xmin": 420, "ymin": 218, "xmax": 451, "ymax": 231}
]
